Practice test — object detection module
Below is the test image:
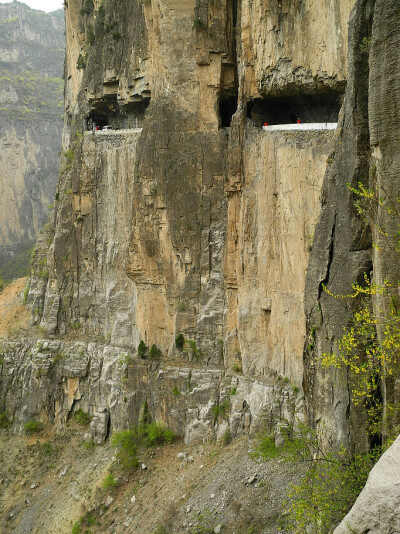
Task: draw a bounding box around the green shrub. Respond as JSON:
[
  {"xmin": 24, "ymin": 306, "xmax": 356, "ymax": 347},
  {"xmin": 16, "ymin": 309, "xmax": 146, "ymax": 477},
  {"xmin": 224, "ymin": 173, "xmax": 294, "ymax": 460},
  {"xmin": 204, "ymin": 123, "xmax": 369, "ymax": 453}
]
[
  {"xmin": 172, "ymin": 386, "xmax": 181, "ymax": 396},
  {"xmin": 139, "ymin": 422, "xmax": 175, "ymax": 448},
  {"xmin": 24, "ymin": 419, "xmax": 42, "ymax": 433},
  {"xmin": 102, "ymin": 472, "xmax": 118, "ymax": 490},
  {"xmin": 175, "ymin": 333, "xmax": 185, "ymax": 350},
  {"xmin": 72, "ymin": 511, "xmax": 97, "ymax": 534},
  {"xmin": 212, "ymin": 398, "xmax": 230, "ymax": 422},
  {"xmin": 64, "ymin": 148, "xmax": 75, "ymax": 164},
  {"xmin": 138, "ymin": 340, "xmax": 148, "ymax": 359},
  {"xmin": 359, "ymin": 36, "xmax": 371, "ymax": 52},
  {"xmin": 111, "ymin": 430, "xmax": 139, "ymax": 470},
  {"xmin": 87, "ymin": 23, "xmax": 95, "ymax": 44},
  {"xmin": 252, "ymin": 424, "xmax": 379, "ymax": 533},
  {"xmin": 111, "ymin": 422, "xmax": 175, "ymax": 471},
  {"xmin": 192, "ymin": 17, "xmax": 206, "ymax": 30},
  {"xmin": 73, "ymin": 409, "xmax": 92, "ymax": 426},
  {"xmin": 283, "ymin": 447, "xmax": 378, "ymax": 533},
  {"xmin": 149, "ymin": 344, "xmax": 162, "ymax": 360},
  {"xmin": 232, "ymin": 363, "xmax": 242, "ymax": 373},
  {"xmin": 22, "ymin": 284, "xmax": 30, "ymax": 304},
  {"xmin": 222, "ymin": 428, "xmax": 231, "ymax": 446},
  {"xmin": 79, "ymin": 439, "xmax": 94, "ymax": 450},
  {"xmin": 0, "ymin": 412, "xmax": 10, "ymax": 429},
  {"xmin": 76, "ymin": 53, "xmax": 86, "ymax": 69},
  {"xmin": 95, "ymin": 3, "xmax": 105, "ymax": 34}
]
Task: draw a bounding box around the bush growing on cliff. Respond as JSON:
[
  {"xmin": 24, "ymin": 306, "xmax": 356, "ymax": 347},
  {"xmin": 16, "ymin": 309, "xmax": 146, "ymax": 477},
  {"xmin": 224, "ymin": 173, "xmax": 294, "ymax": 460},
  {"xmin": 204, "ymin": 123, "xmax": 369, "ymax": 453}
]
[
  {"xmin": 138, "ymin": 340, "xmax": 148, "ymax": 359},
  {"xmin": 149, "ymin": 344, "xmax": 162, "ymax": 360},
  {"xmin": 0, "ymin": 412, "xmax": 10, "ymax": 429},
  {"xmin": 111, "ymin": 423, "xmax": 175, "ymax": 471},
  {"xmin": 253, "ymin": 424, "xmax": 378, "ymax": 533},
  {"xmin": 295, "ymin": 182, "xmax": 400, "ymax": 532},
  {"xmin": 24, "ymin": 419, "xmax": 42, "ymax": 433},
  {"xmin": 73, "ymin": 409, "xmax": 92, "ymax": 426},
  {"xmin": 76, "ymin": 53, "xmax": 86, "ymax": 70},
  {"xmin": 281, "ymin": 444, "xmax": 378, "ymax": 533},
  {"xmin": 175, "ymin": 333, "xmax": 185, "ymax": 350},
  {"xmin": 321, "ymin": 182, "xmax": 400, "ymax": 441},
  {"xmin": 139, "ymin": 422, "xmax": 175, "ymax": 448},
  {"xmin": 192, "ymin": 18, "xmax": 206, "ymax": 30},
  {"xmin": 111, "ymin": 430, "xmax": 139, "ymax": 470}
]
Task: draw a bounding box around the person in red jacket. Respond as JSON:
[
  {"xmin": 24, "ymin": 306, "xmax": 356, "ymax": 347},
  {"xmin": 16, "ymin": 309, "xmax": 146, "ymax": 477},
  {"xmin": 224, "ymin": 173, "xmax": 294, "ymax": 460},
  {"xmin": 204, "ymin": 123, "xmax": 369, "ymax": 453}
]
[{"xmin": 297, "ymin": 118, "xmax": 301, "ymax": 124}]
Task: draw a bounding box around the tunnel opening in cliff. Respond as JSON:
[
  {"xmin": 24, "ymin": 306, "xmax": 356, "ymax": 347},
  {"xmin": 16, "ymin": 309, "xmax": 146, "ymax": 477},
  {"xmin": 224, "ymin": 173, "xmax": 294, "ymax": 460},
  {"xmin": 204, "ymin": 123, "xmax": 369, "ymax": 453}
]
[
  {"xmin": 219, "ymin": 94, "xmax": 238, "ymax": 127},
  {"xmin": 86, "ymin": 97, "xmax": 150, "ymax": 130},
  {"xmin": 246, "ymin": 89, "xmax": 343, "ymax": 127}
]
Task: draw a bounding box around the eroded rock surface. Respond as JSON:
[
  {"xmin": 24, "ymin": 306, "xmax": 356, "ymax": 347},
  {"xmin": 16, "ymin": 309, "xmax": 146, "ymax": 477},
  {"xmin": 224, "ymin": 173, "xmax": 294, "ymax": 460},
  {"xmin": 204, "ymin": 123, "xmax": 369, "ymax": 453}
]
[
  {"xmin": 0, "ymin": 338, "xmax": 303, "ymax": 447},
  {"xmin": 27, "ymin": 0, "xmax": 351, "ymax": 387}
]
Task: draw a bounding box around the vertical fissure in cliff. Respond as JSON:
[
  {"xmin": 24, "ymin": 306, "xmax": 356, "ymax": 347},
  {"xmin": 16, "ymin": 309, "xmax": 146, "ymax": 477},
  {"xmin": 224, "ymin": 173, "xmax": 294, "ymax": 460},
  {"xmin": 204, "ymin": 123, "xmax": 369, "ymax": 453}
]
[{"xmin": 218, "ymin": 0, "xmax": 239, "ymax": 128}]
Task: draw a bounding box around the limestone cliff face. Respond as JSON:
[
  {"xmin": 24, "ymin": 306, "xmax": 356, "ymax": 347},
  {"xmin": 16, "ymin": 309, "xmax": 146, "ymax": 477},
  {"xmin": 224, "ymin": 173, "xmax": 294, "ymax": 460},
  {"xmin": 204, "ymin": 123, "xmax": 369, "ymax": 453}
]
[
  {"xmin": 27, "ymin": 0, "xmax": 354, "ymax": 391},
  {"xmin": 240, "ymin": 0, "xmax": 352, "ymax": 97},
  {"xmin": 0, "ymin": 2, "xmax": 64, "ymax": 272},
  {"xmin": 304, "ymin": 0, "xmax": 400, "ymax": 448}
]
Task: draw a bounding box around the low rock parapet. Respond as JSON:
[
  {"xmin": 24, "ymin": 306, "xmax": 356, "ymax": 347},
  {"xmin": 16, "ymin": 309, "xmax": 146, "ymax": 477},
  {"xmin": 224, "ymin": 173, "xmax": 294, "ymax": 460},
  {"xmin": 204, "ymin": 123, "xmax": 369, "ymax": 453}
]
[
  {"xmin": 262, "ymin": 123, "xmax": 338, "ymax": 131},
  {"xmin": 84, "ymin": 128, "xmax": 143, "ymax": 136}
]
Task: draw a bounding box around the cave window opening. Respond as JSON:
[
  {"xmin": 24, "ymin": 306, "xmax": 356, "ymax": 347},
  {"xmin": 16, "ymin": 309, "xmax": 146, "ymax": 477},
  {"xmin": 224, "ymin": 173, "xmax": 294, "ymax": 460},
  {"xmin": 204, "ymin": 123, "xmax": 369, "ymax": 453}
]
[
  {"xmin": 86, "ymin": 113, "xmax": 109, "ymax": 131},
  {"xmin": 247, "ymin": 90, "xmax": 343, "ymax": 127},
  {"xmin": 85, "ymin": 97, "xmax": 150, "ymax": 132},
  {"xmin": 219, "ymin": 94, "xmax": 238, "ymax": 128}
]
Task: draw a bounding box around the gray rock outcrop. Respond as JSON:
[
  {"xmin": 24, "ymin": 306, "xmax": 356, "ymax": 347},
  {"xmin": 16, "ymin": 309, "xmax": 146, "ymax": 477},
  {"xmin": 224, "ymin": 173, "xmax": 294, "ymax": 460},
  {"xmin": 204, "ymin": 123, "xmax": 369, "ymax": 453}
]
[{"xmin": 0, "ymin": 338, "xmax": 303, "ymax": 447}]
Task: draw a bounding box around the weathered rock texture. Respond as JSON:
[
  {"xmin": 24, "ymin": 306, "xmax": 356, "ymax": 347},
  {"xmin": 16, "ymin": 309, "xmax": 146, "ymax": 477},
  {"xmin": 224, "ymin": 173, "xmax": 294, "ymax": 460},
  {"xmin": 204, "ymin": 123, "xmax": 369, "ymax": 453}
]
[
  {"xmin": 4, "ymin": 0, "xmax": 400, "ymax": 528},
  {"xmin": 0, "ymin": 338, "xmax": 303, "ymax": 447},
  {"xmin": 27, "ymin": 0, "xmax": 353, "ymax": 391},
  {"xmin": 304, "ymin": 0, "xmax": 400, "ymax": 449},
  {"xmin": 0, "ymin": 2, "xmax": 64, "ymax": 272},
  {"xmin": 333, "ymin": 434, "xmax": 400, "ymax": 534}
]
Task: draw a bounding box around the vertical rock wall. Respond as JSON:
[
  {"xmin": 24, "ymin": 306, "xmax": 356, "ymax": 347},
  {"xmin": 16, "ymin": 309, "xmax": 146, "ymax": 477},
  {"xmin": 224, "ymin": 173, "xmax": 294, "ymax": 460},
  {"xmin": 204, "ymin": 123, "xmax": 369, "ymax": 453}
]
[
  {"xmin": 303, "ymin": 0, "xmax": 400, "ymax": 448},
  {"xmin": 29, "ymin": 0, "xmax": 354, "ymax": 390}
]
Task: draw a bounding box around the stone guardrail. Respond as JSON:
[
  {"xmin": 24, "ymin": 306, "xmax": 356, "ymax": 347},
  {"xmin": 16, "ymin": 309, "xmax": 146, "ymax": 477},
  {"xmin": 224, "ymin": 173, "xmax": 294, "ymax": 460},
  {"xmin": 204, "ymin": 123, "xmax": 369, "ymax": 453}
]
[
  {"xmin": 84, "ymin": 128, "xmax": 143, "ymax": 136},
  {"xmin": 262, "ymin": 123, "xmax": 338, "ymax": 131}
]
